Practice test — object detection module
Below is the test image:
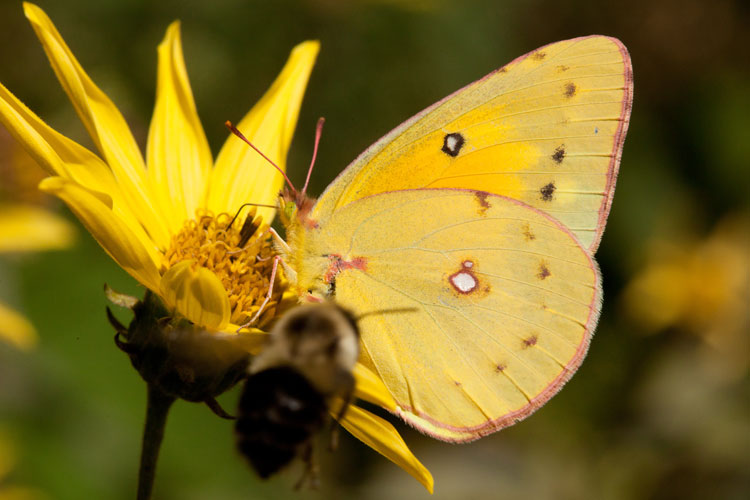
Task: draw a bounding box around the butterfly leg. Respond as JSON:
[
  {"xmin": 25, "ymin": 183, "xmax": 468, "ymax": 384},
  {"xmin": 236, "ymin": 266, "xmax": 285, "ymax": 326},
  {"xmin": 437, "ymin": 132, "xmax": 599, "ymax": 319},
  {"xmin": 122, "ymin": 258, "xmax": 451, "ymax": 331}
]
[
  {"xmin": 269, "ymin": 227, "xmax": 291, "ymax": 254},
  {"xmin": 268, "ymin": 227, "xmax": 298, "ymax": 283},
  {"xmin": 237, "ymin": 255, "xmax": 281, "ymax": 331}
]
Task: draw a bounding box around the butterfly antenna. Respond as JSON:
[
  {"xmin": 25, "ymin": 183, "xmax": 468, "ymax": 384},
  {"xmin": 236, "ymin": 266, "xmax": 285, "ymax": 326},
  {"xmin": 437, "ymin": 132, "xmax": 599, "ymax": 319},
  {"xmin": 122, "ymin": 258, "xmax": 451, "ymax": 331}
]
[
  {"xmin": 301, "ymin": 117, "xmax": 325, "ymax": 198},
  {"xmin": 227, "ymin": 202, "xmax": 277, "ymax": 229},
  {"xmin": 225, "ymin": 121, "xmax": 297, "ymax": 196}
]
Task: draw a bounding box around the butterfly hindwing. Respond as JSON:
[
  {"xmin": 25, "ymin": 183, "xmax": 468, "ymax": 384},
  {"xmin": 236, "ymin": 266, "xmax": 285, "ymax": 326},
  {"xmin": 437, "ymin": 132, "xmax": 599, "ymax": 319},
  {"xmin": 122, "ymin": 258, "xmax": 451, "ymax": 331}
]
[
  {"xmin": 306, "ymin": 189, "xmax": 601, "ymax": 442},
  {"xmin": 313, "ymin": 36, "xmax": 632, "ymax": 252}
]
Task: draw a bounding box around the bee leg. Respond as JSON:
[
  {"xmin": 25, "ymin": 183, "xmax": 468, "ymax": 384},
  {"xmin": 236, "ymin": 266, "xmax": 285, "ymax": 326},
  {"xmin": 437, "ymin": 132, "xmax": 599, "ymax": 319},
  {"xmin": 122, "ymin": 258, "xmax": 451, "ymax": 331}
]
[
  {"xmin": 329, "ymin": 421, "xmax": 340, "ymax": 452},
  {"xmin": 329, "ymin": 380, "xmax": 355, "ymax": 451},
  {"xmin": 294, "ymin": 441, "xmax": 319, "ymax": 490},
  {"xmin": 205, "ymin": 397, "xmax": 235, "ymax": 419}
]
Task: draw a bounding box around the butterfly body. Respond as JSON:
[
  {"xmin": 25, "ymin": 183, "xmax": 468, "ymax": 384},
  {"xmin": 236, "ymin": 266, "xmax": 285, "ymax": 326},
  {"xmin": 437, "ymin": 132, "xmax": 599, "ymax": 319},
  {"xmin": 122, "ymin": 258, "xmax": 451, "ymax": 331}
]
[
  {"xmin": 277, "ymin": 190, "xmax": 330, "ymax": 298},
  {"xmin": 275, "ymin": 35, "xmax": 632, "ymax": 442}
]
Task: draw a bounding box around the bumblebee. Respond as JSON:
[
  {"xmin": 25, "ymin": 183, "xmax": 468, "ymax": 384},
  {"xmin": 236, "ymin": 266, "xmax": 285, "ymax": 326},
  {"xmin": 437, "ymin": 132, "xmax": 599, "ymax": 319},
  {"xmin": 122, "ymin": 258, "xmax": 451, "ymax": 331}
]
[{"xmin": 235, "ymin": 303, "xmax": 359, "ymax": 484}]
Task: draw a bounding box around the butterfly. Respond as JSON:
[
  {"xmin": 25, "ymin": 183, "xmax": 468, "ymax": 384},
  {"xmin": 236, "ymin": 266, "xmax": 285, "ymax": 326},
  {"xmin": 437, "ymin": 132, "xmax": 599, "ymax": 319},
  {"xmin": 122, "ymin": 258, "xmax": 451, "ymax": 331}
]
[{"xmin": 254, "ymin": 36, "xmax": 632, "ymax": 442}]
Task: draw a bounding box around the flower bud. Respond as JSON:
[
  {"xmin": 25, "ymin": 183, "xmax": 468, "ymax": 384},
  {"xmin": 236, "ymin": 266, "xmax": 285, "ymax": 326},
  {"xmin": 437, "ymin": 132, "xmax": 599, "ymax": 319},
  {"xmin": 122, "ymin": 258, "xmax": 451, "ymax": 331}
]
[{"xmin": 110, "ymin": 290, "xmax": 249, "ymax": 405}]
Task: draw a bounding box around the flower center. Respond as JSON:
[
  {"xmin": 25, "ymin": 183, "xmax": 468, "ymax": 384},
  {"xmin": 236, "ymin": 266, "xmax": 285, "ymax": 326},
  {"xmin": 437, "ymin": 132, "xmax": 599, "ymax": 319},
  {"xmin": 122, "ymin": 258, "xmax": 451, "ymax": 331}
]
[{"xmin": 163, "ymin": 208, "xmax": 284, "ymax": 327}]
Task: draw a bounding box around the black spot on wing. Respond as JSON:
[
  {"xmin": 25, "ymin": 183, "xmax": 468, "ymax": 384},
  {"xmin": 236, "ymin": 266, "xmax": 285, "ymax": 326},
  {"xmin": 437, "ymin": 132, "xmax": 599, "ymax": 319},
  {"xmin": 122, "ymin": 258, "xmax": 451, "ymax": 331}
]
[
  {"xmin": 540, "ymin": 182, "xmax": 556, "ymax": 201},
  {"xmin": 522, "ymin": 335, "xmax": 538, "ymax": 348},
  {"xmin": 474, "ymin": 191, "xmax": 491, "ymax": 215},
  {"xmin": 564, "ymin": 82, "xmax": 577, "ymax": 98},
  {"xmin": 537, "ymin": 262, "xmax": 551, "ymax": 280},
  {"xmin": 551, "ymin": 145, "xmax": 566, "ymax": 164},
  {"xmin": 522, "ymin": 223, "xmax": 536, "ymax": 242},
  {"xmin": 441, "ymin": 132, "xmax": 465, "ymax": 157}
]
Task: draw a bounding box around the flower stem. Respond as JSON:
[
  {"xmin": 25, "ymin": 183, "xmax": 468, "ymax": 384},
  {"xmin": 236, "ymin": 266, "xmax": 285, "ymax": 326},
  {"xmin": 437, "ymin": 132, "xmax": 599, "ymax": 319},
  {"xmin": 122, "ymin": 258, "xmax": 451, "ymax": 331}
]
[{"xmin": 137, "ymin": 384, "xmax": 176, "ymax": 500}]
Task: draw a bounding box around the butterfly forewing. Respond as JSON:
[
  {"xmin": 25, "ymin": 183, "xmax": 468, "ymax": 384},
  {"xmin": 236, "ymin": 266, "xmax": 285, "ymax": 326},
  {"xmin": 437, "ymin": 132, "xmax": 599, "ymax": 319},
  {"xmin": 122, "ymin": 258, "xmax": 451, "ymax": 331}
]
[
  {"xmin": 312, "ymin": 189, "xmax": 601, "ymax": 442},
  {"xmin": 313, "ymin": 36, "xmax": 632, "ymax": 252}
]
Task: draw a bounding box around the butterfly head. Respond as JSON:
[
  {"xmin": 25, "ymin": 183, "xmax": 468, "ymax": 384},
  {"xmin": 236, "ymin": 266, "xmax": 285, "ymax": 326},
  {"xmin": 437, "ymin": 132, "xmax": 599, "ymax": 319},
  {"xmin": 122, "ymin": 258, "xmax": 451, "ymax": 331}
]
[{"xmin": 280, "ymin": 186, "xmax": 317, "ymax": 229}]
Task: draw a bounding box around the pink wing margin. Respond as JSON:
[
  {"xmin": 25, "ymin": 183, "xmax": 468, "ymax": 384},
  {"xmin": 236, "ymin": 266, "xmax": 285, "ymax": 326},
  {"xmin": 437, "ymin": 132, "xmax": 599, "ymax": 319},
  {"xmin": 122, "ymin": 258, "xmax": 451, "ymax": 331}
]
[{"xmin": 588, "ymin": 36, "xmax": 634, "ymax": 254}]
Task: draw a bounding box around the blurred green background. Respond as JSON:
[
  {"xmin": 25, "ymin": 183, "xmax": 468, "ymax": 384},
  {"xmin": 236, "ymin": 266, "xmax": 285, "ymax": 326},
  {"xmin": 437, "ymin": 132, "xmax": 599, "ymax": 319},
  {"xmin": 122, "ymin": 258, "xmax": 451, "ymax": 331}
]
[{"xmin": 1, "ymin": 0, "xmax": 748, "ymax": 499}]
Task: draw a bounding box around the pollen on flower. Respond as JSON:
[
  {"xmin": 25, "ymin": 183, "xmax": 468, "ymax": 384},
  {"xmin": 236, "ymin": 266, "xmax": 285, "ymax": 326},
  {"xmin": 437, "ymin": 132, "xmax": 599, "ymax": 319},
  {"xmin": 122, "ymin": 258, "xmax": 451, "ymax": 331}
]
[{"xmin": 163, "ymin": 207, "xmax": 284, "ymax": 327}]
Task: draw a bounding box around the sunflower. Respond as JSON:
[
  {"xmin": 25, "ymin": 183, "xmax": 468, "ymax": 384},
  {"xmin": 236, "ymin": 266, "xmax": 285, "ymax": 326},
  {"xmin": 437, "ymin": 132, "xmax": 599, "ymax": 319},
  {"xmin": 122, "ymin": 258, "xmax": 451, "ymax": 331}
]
[{"xmin": 0, "ymin": 3, "xmax": 432, "ymax": 492}]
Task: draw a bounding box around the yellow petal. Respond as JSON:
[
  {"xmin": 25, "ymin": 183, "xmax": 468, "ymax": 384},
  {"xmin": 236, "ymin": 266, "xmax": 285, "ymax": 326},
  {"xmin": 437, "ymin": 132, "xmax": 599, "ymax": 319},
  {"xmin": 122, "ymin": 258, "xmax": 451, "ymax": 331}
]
[
  {"xmin": 0, "ymin": 81, "xmax": 116, "ymax": 193},
  {"xmin": 208, "ymin": 41, "xmax": 319, "ymax": 223},
  {"xmin": 0, "ymin": 82, "xmax": 158, "ymax": 257},
  {"xmin": 0, "ymin": 204, "xmax": 75, "ymax": 252},
  {"xmin": 160, "ymin": 260, "xmax": 230, "ymax": 330},
  {"xmin": 353, "ymin": 362, "xmax": 397, "ymax": 411},
  {"xmin": 340, "ymin": 405, "xmax": 434, "ymax": 493},
  {"xmin": 218, "ymin": 327, "xmax": 268, "ymax": 354},
  {"xmin": 147, "ymin": 21, "xmax": 212, "ymax": 233},
  {"xmin": 0, "ymin": 301, "xmax": 38, "ymax": 350},
  {"xmin": 23, "ymin": 2, "xmax": 171, "ymax": 249},
  {"xmin": 39, "ymin": 176, "xmax": 162, "ymax": 293}
]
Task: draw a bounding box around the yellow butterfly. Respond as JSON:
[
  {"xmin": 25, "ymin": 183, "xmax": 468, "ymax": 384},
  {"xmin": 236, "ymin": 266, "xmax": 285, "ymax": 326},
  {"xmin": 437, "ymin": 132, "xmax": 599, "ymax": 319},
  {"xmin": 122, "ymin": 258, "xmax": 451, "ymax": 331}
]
[{"xmin": 264, "ymin": 36, "xmax": 632, "ymax": 442}]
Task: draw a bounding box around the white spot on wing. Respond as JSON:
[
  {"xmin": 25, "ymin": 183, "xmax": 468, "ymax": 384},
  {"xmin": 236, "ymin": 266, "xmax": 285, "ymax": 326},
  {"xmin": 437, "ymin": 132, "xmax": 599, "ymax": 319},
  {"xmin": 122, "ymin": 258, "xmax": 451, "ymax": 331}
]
[{"xmin": 451, "ymin": 272, "xmax": 477, "ymax": 292}]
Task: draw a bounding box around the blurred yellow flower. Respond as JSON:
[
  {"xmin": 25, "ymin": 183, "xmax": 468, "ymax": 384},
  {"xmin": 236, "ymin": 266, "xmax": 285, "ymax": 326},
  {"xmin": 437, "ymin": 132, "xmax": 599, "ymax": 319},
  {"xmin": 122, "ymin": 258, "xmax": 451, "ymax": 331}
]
[
  {"xmin": 0, "ymin": 428, "xmax": 46, "ymax": 500},
  {"xmin": 0, "ymin": 4, "xmax": 432, "ymax": 490},
  {"xmin": 622, "ymin": 213, "xmax": 750, "ymax": 379},
  {"xmin": 0, "ymin": 131, "xmax": 75, "ymax": 350}
]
